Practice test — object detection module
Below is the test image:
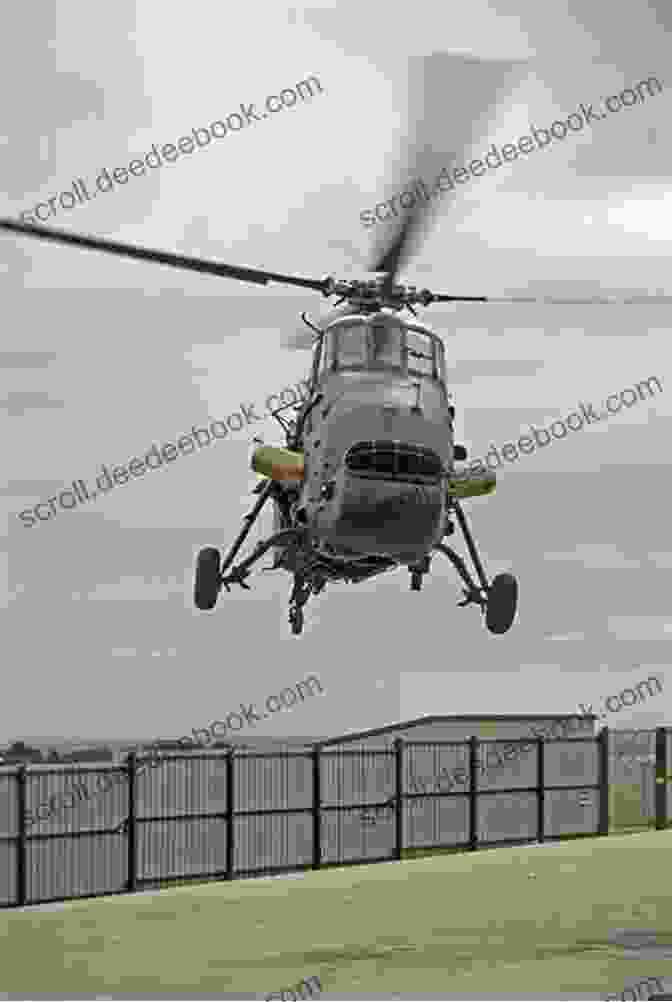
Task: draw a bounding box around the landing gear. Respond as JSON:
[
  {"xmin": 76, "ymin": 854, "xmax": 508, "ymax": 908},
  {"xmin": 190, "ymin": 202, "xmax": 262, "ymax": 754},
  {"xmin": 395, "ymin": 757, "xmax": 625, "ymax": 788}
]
[
  {"xmin": 409, "ymin": 555, "xmax": 431, "ymax": 592},
  {"xmin": 194, "ymin": 547, "xmax": 221, "ymax": 610},
  {"xmin": 434, "ymin": 499, "xmax": 518, "ymax": 635},
  {"xmin": 485, "ymin": 573, "xmax": 518, "ymax": 635},
  {"xmin": 195, "ymin": 481, "xmax": 300, "ymax": 609},
  {"xmin": 288, "ymin": 575, "xmax": 311, "ymax": 636},
  {"xmin": 289, "ymin": 605, "xmax": 304, "ymax": 635}
]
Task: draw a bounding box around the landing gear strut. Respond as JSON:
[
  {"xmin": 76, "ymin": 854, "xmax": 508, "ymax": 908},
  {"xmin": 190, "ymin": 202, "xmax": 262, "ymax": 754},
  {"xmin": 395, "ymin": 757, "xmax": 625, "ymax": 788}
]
[
  {"xmin": 434, "ymin": 499, "xmax": 518, "ymax": 634},
  {"xmin": 409, "ymin": 555, "xmax": 431, "ymax": 592},
  {"xmin": 193, "ymin": 479, "xmax": 306, "ymax": 611},
  {"xmin": 289, "ymin": 606, "xmax": 304, "ymax": 635},
  {"xmin": 289, "ymin": 575, "xmax": 311, "ymax": 636}
]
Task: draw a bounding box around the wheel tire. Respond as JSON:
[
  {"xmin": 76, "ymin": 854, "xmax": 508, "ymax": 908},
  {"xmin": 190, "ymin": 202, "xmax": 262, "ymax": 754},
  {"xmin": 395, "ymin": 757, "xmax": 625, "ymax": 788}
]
[
  {"xmin": 485, "ymin": 573, "xmax": 518, "ymax": 634},
  {"xmin": 194, "ymin": 547, "xmax": 221, "ymax": 611},
  {"xmin": 410, "ymin": 571, "xmax": 422, "ymax": 592}
]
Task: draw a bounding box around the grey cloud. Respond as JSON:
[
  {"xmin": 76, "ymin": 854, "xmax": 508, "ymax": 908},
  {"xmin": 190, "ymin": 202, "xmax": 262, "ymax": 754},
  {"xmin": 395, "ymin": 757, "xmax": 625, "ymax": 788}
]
[
  {"xmin": 0, "ymin": 352, "xmax": 58, "ymax": 369},
  {"xmin": 2, "ymin": 7, "xmax": 152, "ymax": 200},
  {"xmin": 0, "ymin": 480, "xmax": 68, "ymax": 498},
  {"xmin": 0, "ymin": 392, "xmax": 64, "ymax": 417}
]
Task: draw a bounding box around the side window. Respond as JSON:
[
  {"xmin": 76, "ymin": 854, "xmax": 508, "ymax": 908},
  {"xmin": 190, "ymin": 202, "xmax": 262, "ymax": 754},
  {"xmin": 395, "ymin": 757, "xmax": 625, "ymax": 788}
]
[
  {"xmin": 322, "ymin": 332, "xmax": 336, "ymax": 374},
  {"xmin": 435, "ymin": 339, "xmax": 446, "ymax": 382},
  {"xmin": 406, "ymin": 331, "xmax": 435, "ymax": 377}
]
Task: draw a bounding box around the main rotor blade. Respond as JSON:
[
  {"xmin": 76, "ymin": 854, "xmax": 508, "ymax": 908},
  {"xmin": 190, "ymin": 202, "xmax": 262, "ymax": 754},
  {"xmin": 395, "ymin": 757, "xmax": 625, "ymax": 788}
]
[
  {"xmin": 429, "ymin": 293, "xmax": 672, "ymax": 304},
  {"xmin": 0, "ymin": 219, "xmax": 329, "ymax": 293},
  {"xmin": 491, "ymin": 294, "xmax": 672, "ymax": 303},
  {"xmin": 369, "ymin": 51, "xmax": 529, "ymax": 289}
]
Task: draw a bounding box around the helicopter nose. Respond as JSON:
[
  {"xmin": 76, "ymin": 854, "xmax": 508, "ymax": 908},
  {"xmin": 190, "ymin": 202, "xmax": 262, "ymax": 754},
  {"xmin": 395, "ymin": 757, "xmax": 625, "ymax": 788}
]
[{"xmin": 329, "ymin": 470, "xmax": 445, "ymax": 560}]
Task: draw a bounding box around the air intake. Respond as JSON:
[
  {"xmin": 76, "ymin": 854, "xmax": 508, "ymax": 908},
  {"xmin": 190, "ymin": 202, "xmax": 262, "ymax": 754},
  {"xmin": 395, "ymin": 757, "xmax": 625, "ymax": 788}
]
[{"xmin": 345, "ymin": 440, "xmax": 442, "ymax": 481}]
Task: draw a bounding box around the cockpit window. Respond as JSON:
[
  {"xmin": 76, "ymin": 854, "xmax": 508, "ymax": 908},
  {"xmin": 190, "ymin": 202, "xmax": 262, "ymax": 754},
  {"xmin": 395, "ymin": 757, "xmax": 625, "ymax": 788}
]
[
  {"xmin": 336, "ymin": 324, "xmax": 368, "ymax": 368},
  {"xmin": 435, "ymin": 338, "xmax": 446, "ymax": 381},
  {"xmin": 321, "ymin": 331, "xmax": 336, "ymax": 374},
  {"xmin": 406, "ymin": 329, "xmax": 435, "ymax": 377},
  {"xmin": 370, "ymin": 320, "xmax": 403, "ymax": 368}
]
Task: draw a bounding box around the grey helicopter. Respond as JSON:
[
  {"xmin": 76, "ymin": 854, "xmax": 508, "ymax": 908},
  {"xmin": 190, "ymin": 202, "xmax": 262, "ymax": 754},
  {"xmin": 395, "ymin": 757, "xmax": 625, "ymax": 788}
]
[
  {"xmin": 3, "ymin": 53, "xmax": 664, "ymax": 636},
  {"xmin": 0, "ymin": 212, "xmax": 520, "ymax": 636},
  {"xmin": 0, "ymin": 210, "xmax": 517, "ymax": 635}
]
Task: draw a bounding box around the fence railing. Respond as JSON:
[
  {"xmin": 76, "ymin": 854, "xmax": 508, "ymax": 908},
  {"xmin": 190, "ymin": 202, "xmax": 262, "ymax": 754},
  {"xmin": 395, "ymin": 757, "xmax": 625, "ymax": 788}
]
[{"xmin": 0, "ymin": 727, "xmax": 668, "ymax": 909}]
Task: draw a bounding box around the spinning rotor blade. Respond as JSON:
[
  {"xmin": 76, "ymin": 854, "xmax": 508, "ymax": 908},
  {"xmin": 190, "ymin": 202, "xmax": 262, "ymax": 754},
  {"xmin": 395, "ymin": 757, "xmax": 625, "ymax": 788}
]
[
  {"xmin": 490, "ymin": 294, "xmax": 672, "ymax": 304},
  {"xmin": 0, "ymin": 219, "xmax": 329, "ymax": 293},
  {"xmin": 369, "ymin": 51, "xmax": 529, "ymax": 290},
  {"xmin": 428, "ymin": 292, "xmax": 672, "ymax": 304}
]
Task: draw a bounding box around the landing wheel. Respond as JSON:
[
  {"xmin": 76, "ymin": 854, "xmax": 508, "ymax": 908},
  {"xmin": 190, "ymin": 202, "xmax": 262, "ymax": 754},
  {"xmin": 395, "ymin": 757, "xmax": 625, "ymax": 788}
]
[
  {"xmin": 289, "ymin": 606, "xmax": 304, "ymax": 635},
  {"xmin": 485, "ymin": 573, "xmax": 518, "ymax": 634},
  {"xmin": 410, "ymin": 571, "xmax": 422, "ymax": 592},
  {"xmin": 194, "ymin": 547, "xmax": 221, "ymax": 610}
]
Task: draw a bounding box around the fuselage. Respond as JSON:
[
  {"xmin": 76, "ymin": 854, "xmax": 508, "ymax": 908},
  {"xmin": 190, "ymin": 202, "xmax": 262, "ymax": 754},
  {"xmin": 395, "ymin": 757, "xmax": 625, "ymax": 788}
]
[{"xmin": 297, "ymin": 310, "xmax": 455, "ymax": 565}]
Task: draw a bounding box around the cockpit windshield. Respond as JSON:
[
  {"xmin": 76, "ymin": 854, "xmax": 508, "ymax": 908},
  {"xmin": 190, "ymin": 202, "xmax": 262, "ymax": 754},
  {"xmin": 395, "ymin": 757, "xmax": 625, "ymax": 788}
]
[{"xmin": 321, "ymin": 316, "xmax": 444, "ymax": 382}]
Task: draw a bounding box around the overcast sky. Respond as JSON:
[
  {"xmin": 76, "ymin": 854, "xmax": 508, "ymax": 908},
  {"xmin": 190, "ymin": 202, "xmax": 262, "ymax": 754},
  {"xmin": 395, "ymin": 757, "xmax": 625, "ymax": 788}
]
[{"xmin": 1, "ymin": 0, "xmax": 671, "ymax": 745}]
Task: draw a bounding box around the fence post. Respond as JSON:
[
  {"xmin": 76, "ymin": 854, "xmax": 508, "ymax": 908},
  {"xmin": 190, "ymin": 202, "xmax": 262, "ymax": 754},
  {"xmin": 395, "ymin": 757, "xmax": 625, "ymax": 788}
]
[
  {"xmin": 537, "ymin": 737, "xmax": 545, "ymax": 843},
  {"xmin": 655, "ymin": 727, "xmax": 667, "ymax": 831},
  {"xmin": 126, "ymin": 752, "xmax": 138, "ymax": 891},
  {"xmin": 16, "ymin": 766, "xmax": 27, "ymax": 907},
  {"xmin": 226, "ymin": 747, "xmax": 236, "ymax": 879},
  {"xmin": 469, "ymin": 736, "xmax": 478, "ymax": 851},
  {"xmin": 126, "ymin": 752, "xmax": 137, "ymax": 892},
  {"xmin": 394, "ymin": 738, "xmax": 404, "ymax": 861},
  {"xmin": 598, "ymin": 727, "xmax": 609, "ymax": 836},
  {"xmin": 312, "ymin": 743, "xmax": 322, "ymax": 869}
]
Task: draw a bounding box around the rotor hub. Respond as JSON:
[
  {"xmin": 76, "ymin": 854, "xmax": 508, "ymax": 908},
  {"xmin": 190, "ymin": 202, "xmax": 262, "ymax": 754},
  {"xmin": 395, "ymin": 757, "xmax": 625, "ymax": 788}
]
[{"xmin": 323, "ymin": 277, "xmax": 435, "ymax": 313}]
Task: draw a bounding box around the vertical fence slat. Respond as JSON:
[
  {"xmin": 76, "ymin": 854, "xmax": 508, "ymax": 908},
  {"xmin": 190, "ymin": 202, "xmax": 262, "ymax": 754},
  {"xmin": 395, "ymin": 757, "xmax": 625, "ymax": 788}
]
[
  {"xmin": 598, "ymin": 727, "xmax": 610, "ymax": 836},
  {"xmin": 655, "ymin": 726, "xmax": 667, "ymax": 830},
  {"xmin": 469, "ymin": 736, "xmax": 478, "ymax": 851},
  {"xmin": 537, "ymin": 738, "xmax": 545, "ymax": 843},
  {"xmin": 312, "ymin": 743, "xmax": 321, "ymax": 869},
  {"xmin": 126, "ymin": 752, "xmax": 137, "ymax": 892},
  {"xmin": 641, "ymin": 760, "xmax": 651, "ymax": 820},
  {"xmin": 226, "ymin": 747, "xmax": 235, "ymax": 879},
  {"xmin": 16, "ymin": 766, "xmax": 27, "ymax": 907},
  {"xmin": 394, "ymin": 738, "xmax": 404, "ymax": 861}
]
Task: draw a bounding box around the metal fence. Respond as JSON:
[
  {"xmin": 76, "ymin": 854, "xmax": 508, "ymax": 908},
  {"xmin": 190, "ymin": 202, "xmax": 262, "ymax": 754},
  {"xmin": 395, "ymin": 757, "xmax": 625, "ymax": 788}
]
[
  {"xmin": 611, "ymin": 727, "xmax": 669, "ymax": 826},
  {"xmin": 0, "ymin": 727, "xmax": 669, "ymax": 909}
]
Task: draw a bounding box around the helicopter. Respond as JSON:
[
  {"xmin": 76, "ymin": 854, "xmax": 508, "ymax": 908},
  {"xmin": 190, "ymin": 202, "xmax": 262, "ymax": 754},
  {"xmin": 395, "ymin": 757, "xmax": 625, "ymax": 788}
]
[
  {"xmin": 0, "ymin": 213, "xmax": 519, "ymax": 636},
  {"xmin": 3, "ymin": 54, "xmax": 666, "ymax": 636}
]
